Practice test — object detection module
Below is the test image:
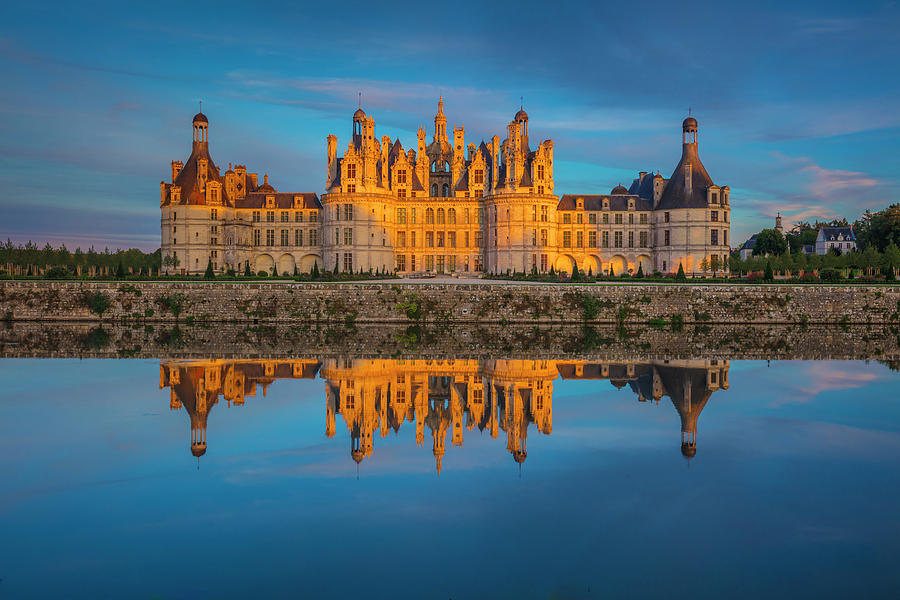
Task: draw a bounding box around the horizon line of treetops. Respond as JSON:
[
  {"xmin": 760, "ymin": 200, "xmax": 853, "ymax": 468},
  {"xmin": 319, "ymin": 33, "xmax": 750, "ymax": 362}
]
[{"xmin": 2, "ymin": 203, "xmax": 898, "ymax": 278}]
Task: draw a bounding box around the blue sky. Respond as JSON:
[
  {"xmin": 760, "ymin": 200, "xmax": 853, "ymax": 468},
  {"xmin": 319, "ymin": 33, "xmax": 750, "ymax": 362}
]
[{"xmin": 0, "ymin": 0, "xmax": 898, "ymax": 250}]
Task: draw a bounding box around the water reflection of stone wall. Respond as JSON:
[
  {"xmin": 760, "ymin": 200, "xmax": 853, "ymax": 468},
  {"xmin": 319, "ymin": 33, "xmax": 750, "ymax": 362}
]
[
  {"xmin": 160, "ymin": 358, "xmax": 730, "ymax": 471},
  {"xmin": 3, "ymin": 321, "xmax": 899, "ymax": 361}
]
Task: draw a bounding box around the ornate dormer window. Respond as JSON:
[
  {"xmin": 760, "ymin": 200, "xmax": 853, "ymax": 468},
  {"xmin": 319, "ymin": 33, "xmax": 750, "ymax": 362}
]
[
  {"xmin": 293, "ymin": 195, "xmax": 303, "ymax": 209},
  {"xmin": 576, "ymin": 198, "xmax": 584, "ymax": 211},
  {"xmin": 628, "ymin": 199, "xmax": 635, "ymax": 210},
  {"xmin": 602, "ymin": 198, "xmax": 609, "ymax": 210},
  {"xmin": 266, "ymin": 195, "xmax": 275, "ymax": 209}
]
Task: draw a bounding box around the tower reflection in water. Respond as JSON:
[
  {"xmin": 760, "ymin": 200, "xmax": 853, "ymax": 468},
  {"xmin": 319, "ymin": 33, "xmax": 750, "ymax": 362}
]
[{"xmin": 160, "ymin": 358, "xmax": 729, "ymax": 471}]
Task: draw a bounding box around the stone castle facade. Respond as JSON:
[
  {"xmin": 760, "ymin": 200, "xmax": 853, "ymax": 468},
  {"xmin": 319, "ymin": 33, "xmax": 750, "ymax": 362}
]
[{"xmin": 160, "ymin": 100, "xmax": 731, "ymax": 276}]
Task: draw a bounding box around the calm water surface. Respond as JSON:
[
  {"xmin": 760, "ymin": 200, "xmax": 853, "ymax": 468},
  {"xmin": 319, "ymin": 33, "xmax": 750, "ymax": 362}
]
[{"xmin": 1, "ymin": 357, "xmax": 899, "ymax": 599}]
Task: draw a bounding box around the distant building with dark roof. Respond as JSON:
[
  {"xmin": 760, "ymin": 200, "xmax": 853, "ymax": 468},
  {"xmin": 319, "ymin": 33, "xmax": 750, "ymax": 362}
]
[
  {"xmin": 815, "ymin": 226, "xmax": 856, "ymax": 255},
  {"xmin": 161, "ymin": 102, "xmax": 732, "ymax": 276}
]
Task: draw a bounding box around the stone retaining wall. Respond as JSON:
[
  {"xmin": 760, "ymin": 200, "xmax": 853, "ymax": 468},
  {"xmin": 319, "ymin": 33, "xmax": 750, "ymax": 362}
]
[{"xmin": 1, "ymin": 280, "xmax": 899, "ymax": 325}]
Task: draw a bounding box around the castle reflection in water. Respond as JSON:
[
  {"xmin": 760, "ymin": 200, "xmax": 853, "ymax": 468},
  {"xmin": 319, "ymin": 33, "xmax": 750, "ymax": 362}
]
[{"xmin": 160, "ymin": 358, "xmax": 729, "ymax": 472}]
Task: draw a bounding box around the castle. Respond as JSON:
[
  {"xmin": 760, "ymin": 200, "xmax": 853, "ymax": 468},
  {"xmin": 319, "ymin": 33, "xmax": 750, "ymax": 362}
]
[{"xmin": 160, "ymin": 100, "xmax": 731, "ymax": 276}]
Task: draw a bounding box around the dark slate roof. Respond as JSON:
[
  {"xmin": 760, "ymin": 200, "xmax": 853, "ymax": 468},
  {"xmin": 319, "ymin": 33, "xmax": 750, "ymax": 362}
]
[
  {"xmin": 739, "ymin": 234, "xmax": 758, "ymax": 251},
  {"xmin": 610, "ymin": 185, "xmax": 629, "ymax": 195},
  {"xmin": 557, "ymin": 194, "xmax": 652, "ymax": 211},
  {"xmin": 656, "ymin": 145, "xmax": 715, "ymax": 210},
  {"xmin": 818, "ymin": 226, "xmax": 856, "ymax": 241},
  {"xmin": 628, "ymin": 172, "xmax": 660, "ymax": 200},
  {"xmin": 410, "ymin": 171, "xmax": 425, "ymax": 191},
  {"xmin": 234, "ymin": 192, "xmax": 321, "ymax": 210},
  {"xmin": 455, "ymin": 169, "xmax": 469, "ymax": 191},
  {"xmin": 171, "ymin": 144, "xmax": 228, "ymax": 206}
]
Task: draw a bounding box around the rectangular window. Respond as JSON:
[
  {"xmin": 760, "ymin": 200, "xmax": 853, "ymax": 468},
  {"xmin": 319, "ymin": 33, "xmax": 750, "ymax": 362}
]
[
  {"xmin": 253, "ymin": 230, "xmax": 260, "ymax": 246},
  {"xmin": 576, "ymin": 231, "xmax": 584, "ymax": 248},
  {"xmin": 577, "ymin": 213, "xmax": 583, "ymax": 224},
  {"xmin": 344, "ymin": 228, "xmax": 353, "ymax": 245},
  {"xmin": 281, "ymin": 211, "xmax": 289, "ymax": 223},
  {"xmin": 615, "ymin": 213, "xmax": 623, "ymax": 224},
  {"xmin": 347, "ymin": 163, "xmax": 356, "ymax": 179},
  {"xmin": 589, "ymin": 213, "xmax": 597, "ymax": 224},
  {"xmin": 253, "ymin": 211, "xmax": 261, "ymax": 222},
  {"xmin": 309, "ymin": 229, "xmax": 317, "ymax": 245},
  {"xmin": 664, "ymin": 212, "xmax": 670, "ymax": 223},
  {"xmin": 266, "ymin": 229, "xmax": 275, "ymax": 246},
  {"xmin": 309, "ymin": 210, "xmax": 317, "ymax": 222},
  {"xmin": 411, "ymin": 208, "xmax": 417, "ymax": 224},
  {"xmin": 537, "ymin": 164, "xmax": 544, "ymax": 179},
  {"xmin": 397, "ymin": 231, "xmax": 406, "ymax": 248},
  {"xmin": 711, "ymin": 211, "xmax": 718, "ymax": 222},
  {"xmin": 628, "ymin": 231, "xmax": 634, "ymax": 248},
  {"xmin": 541, "ymin": 206, "xmax": 548, "ymax": 222},
  {"xmin": 449, "ymin": 232, "xmax": 456, "ymax": 248},
  {"xmin": 541, "ymin": 229, "xmax": 548, "ymax": 246},
  {"xmin": 664, "ymin": 230, "xmax": 671, "ymax": 245},
  {"xmin": 723, "ymin": 230, "xmax": 728, "ymax": 245},
  {"xmin": 602, "ymin": 231, "xmax": 609, "ymax": 248},
  {"xmin": 541, "ymin": 254, "xmax": 548, "ymax": 272},
  {"xmin": 437, "ymin": 232, "xmax": 445, "ymax": 247},
  {"xmin": 280, "ymin": 229, "xmax": 289, "ymax": 246},
  {"xmin": 344, "ymin": 204, "xmax": 353, "ymax": 221},
  {"xmin": 397, "ymin": 188, "xmax": 406, "ymax": 198},
  {"xmin": 474, "ymin": 169, "xmax": 484, "ymax": 184},
  {"xmin": 411, "ymin": 231, "xmax": 417, "ymax": 247},
  {"xmin": 475, "ymin": 231, "xmax": 483, "ymax": 247},
  {"xmin": 211, "ymin": 208, "xmax": 217, "ymax": 220},
  {"xmin": 602, "ymin": 214, "xmax": 609, "ymax": 224},
  {"xmin": 335, "ymin": 228, "xmax": 340, "ymax": 245},
  {"xmin": 396, "ymin": 254, "xmax": 406, "ymax": 271},
  {"xmin": 397, "ymin": 208, "xmax": 407, "ymax": 224},
  {"xmin": 478, "ymin": 208, "xmax": 485, "ymax": 224},
  {"xmin": 295, "ymin": 229, "xmax": 303, "ymax": 246},
  {"xmin": 465, "ymin": 231, "xmax": 470, "ymax": 247},
  {"xmin": 563, "ymin": 231, "xmax": 572, "ymax": 248},
  {"xmin": 640, "ymin": 213, "xmax": 648, "ymax": 224},
  {"xmin": 411, "ymin": 255, "xmax": 416, "ymax": 271},
  {"xmin": 397, "ymin": 169, "xmax": 407, "ymax": 184},
  {"xmin": 448, "ymin": 255, "xmax": 456, "ymax": 272},
  {"xmin": 639, "ymin": 231, "xmax": 648, "ymax": 248},
  {"xmin": 296, "ymin": 211, "xmax": 303, "ymax": 223},
  {"xmin": 343, "ymin": 252, "xmax": 353, "ymax": 272},
  {"xmin": 436, "ymin": 255, "xmax": 445, "ymax": 273},
  {"xmin": 588, "ymin": 231, "xmax": 597, "ymax": 248},
  {"xmin": 628, "ymin": 214, "xmax": 634, "ymax": 224},
  {"xmin": 614, "ymin": 231, "xmax": 623, "ymax": 248},
  {"xmin": 425, "ymin": 255, "xmax": 434, "ymax": 271},
  {"xmin": 711, "ymin": 230, "xmax": 719, "ymax": 245},
  {"xmin": 532, "ymin": 205, "xmax": 537, "ymax": 221},
  {"xmin": 267, "ymin": 211, "xmax": 275, "ymax": 223},
  {"xmin": 563, "ymin": 213, "xmax": 571, "ymax": 224},
  {"xmin": 426, "ymin": 232, "xmax": 434, "ymax": 247}
]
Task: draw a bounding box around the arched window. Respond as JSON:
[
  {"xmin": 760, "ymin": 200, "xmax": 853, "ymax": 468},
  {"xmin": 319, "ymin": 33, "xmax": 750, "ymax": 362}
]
[
  {"xmin": 442, "ymin": 183, "xmax": 449, "ymax": 197},
  {"xmin": 448, "ymin": 208, "xmax": 456, "ymax": 224},
  {"xmin": 437, "ymin": 208, "xmax": 445, "ymax": 224},
  {"xmin": 431, "ymin": 183, "xmax": 438, "ymax": 196},
  {"xmin": 426, "ymin": 208, "xmax": 435, "ymax": 224}
]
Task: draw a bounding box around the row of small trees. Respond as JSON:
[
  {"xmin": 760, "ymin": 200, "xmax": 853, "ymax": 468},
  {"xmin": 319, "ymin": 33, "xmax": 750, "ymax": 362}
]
[
  {"xmin": 731, "ymin": 242, "xmax": 900, "ymax": 278},
  {"xmin": 0, "ymin": 240, "xmax": 160, "ymax": 273}
]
